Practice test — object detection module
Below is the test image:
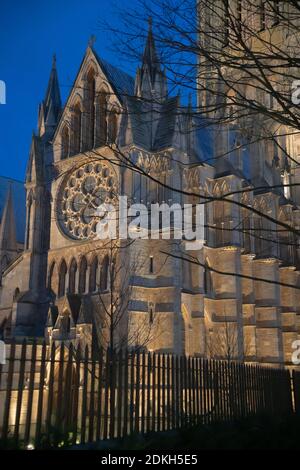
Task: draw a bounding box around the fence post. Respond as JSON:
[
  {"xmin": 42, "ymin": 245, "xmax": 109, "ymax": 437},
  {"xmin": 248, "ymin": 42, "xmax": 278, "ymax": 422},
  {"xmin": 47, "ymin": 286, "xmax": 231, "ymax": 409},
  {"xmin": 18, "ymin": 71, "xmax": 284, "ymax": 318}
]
[
  {"xmin": 162, "ymin": 354, "xmax": 166, "ymax": 432},
  {"xmin": 157, "ymin": 353, "xmax": 161, "ymax": 432},
  {"xmin": 1, "ymin": 339, "xmax": 16, "ymax": 441},
  {"xmin": 135, "ymin": 350, "xmax": 140, "ymax": 433},
  {"xmin": 80, "ymin": 345, "xmax": 89, "ymax": 444},
  {"xmin": 35, "ymin": 340, "xmax": 47, "ymax": 447},
  {"xmin": 24, "ymin": 339, "xmax": 37, "ymax": 446},
  {"xmin": 146, "ymin": 352, "xmax": 151, "ymax": 434},
  {"xmin": 3, "ymin": 347, "xmax": 300, "ymax": 446},
  {"xmin": 13, "ymin": 338, "xmax": 27, "ymax": 445},
  {"xmin": 167, "ymin": 354, "xmax": 171, "ymax": 430},
  {"xmin": 63, "ymin": 343, "xmax": 74, "ymax": 435},
  {"xmin": 71, "ymin": 344, "xmax": 81, "ymax": 445},
  {"xmin": 123, "ymin": 349, "xmax": 129, "ymax": 437},
  {"xmin": 292, "ymin": 370, "xmax": 300, "ymax": 416},
  {"xmin": 117, "ymin": 348, "xmax": 124, "ymax": 439},
  {"xmin": 109, "ymin": 349, "xmax": 116, "ymax": 439},
  {"xmin": 129, "ymin": 350, "xmax": 135, "ymax": 435},
  {"xmin": 151, "ymin": 353, "xmax": 156, "ymax": 432},
  {"xmin": 141, "ymin": 351, "xmax": 146, "ymax": 435}
]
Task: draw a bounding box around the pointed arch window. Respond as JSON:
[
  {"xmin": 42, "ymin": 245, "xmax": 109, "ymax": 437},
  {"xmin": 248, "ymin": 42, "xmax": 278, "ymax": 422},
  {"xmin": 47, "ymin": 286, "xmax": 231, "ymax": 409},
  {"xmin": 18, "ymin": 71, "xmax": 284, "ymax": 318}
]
[
  {"xmin": 25, "ymin": 194, "xmax": 33, "ymax": 250},
  {"xmin": 72, "ymin": 102, "xmax": 82, "ymax": 155},
  {"xmin": 148, "ymin": 302, "xmax": 155, "ymax": 324},
  {"xmin": 213, "ymin": 198, "xmax": 231, "ymax": 246},
  {"xmin": 149, "ymin": 256, "xmax": 154, "ymax": 274},
  {"xmin": 68, "ymin": 258, "xmax": 77, "ymax": 294},
  {"xmin": 204, "ymin": 260, "xmax": 213, "ymax": 296},
  {"xmin": 86, "ymin": 69, "xmax": 96, "ymax": 150},
  {"xmin": 78, "ymin": 256, "xmax": 88, "ymax": 294},
  {"xmin": 48, "ymin": 261, "xmax": 56, "ymax": 293},
  {"xmin": 61, "ymin": 125, "xmax": 70, "ymax": 159},
  {"xmin": 89, "ymin": 257, "xmax": 98, "ymax": 292},
  {"xmin": 108, "ymin": 109, "xmax": 118, "ymax": 144},
  {"xmin": 58, "ymin": 260, "xmax": 67, "ymax": 297},
  {"xmin": 100, "ymin": 255, "xmax": 109, "ymax": 291},
  {"xmin": 96, "ymin": 90, "xmax": 108, "ymax": 146}
]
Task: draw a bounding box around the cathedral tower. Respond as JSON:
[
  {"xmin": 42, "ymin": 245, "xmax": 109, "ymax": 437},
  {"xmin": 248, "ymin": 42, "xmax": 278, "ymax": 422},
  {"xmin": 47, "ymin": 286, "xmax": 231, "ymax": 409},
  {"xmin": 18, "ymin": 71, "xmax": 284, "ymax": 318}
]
[
  {"xmin": 10, "ymin": 57, "xmax": 62, "ymax": 336},
  {"xmin": 0, "ymin": 186, "xmax": 18, "ymax": 281}
]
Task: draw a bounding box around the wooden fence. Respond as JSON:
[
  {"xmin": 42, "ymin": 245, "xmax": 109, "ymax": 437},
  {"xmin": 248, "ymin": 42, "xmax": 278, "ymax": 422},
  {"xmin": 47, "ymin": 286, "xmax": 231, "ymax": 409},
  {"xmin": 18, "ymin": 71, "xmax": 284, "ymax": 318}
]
[{"xmin": 0, "ymin": 339, "xmax": 299, "ymax": 448}]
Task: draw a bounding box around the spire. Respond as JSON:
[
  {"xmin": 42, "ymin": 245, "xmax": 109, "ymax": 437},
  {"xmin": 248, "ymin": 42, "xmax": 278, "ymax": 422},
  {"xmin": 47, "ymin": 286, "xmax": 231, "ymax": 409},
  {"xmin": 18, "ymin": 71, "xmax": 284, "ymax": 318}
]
[
  {"xmin": 26, "ymin": 132, "xmax": 43, "ymax": 184},
  {"xmin": 135, "ymin": 18, "xmax": 167, "ymax": 100},
  {"xmin": 38, "ymin": 54, "xmax": 61, "ymax": 137},
  {"xmin": 88, "ymin": 34, "xmax": 96, "ymax": 49},
  {"xmin": 142, "ymin": 17, "xmax": 160, "ymax": 81},
  {"xmin": 0, "ymin": 185, "xmax": 17, "ymax": 253}
]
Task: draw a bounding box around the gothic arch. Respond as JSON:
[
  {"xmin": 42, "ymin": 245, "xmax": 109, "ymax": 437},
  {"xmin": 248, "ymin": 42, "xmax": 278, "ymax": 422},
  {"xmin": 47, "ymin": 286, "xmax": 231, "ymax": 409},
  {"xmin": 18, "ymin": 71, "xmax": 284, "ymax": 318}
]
[
  {"xmin": 89, "ymin": 256, "xmax": 99, "ymax": 292},
  {"xmin": 68, "ymin": 258, "xmax": 77, "ymax": 294},
  {"xmin": 86, "ymin": 68, "xmax": 97, "ymax": 150},
  {"xmin": 96, "ymin": 87, "xmax": 109, "ymax": 146},
  {"xmin": 48, "ymin": 261, "xmax": 56, "ymax": 294},
  {"xmin": 83, "ymin": 61, "xmax": 98, "ymax": 81},
  {"xmin": 100, "ymin": 255, "xmax": 109, "ymax": 291},
  {"xmin": 241, "ymin": 191, "xmax": 251, "ymax": 206},
  {"xmin": 220, "ymin": 180, "xmax": 230, "ymax": 195},
  {"xmin": 25, "ymin": 191, "xmax": 34, "ymax": 249},
  {"xmin": 107, "ymin": 106, "xmax": 119, "ymax": 143},
  {"xmin": 72, "ymin": 99, "xmax": 82, "ymax": 155},
  {"xmin": 61, "ymin": 124, "xmax": 70, "ymax": 159},
  {"xmin": 212, "ymin": 182, "xmax": 232, "ymax": 246},
  {"xmin": 13, "ymin": 287, "xmax": 20, "ymax": 302},
  {"xmin": 213, "ymin": 183, "xmax": 220, "ymax": 197},
  {"xmin": 58, "ymin": 259, "xmax": 67, "ymax": 297},
  {"xmin": 78, "ymin": 256, "xmax": 88, "ymax": 294},
  {"xmin": 204, "ymin": 258, "xmax": 213, "ymax": 297}
]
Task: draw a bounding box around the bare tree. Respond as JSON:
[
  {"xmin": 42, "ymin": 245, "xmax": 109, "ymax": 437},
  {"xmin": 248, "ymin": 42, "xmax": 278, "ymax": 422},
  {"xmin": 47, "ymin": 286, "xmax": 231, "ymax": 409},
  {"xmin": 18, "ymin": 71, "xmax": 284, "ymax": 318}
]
[
  {"xmin": 204, "ymin": 308, "xmax": 255, "ymax": 362},
  {"xmin": 92, "ymin": 239, "xmax": 163, "ymax": 352}
]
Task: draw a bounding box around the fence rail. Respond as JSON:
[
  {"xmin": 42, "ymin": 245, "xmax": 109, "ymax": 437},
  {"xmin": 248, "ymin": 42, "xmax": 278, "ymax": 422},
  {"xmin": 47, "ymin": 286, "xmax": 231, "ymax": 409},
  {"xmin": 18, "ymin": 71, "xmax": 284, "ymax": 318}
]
[{"xmin": 0, "ymin": 339, "xmax": 299, "ymax": 448}]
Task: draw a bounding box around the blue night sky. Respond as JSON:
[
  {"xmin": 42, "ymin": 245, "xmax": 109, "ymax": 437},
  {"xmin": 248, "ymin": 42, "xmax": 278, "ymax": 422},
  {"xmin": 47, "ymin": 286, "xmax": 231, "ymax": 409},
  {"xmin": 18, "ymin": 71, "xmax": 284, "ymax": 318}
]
[{"xmin": 0, "ymin": 0, "xmax": 141, "ymax": 182}]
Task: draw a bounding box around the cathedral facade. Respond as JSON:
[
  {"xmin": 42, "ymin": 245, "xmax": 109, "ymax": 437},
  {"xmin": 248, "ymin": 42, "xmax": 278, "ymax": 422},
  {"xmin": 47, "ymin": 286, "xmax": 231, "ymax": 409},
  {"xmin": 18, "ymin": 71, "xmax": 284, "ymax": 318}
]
[{"xmin": 0, "ymin": 8, "xmax": 300, "ymax": 368}]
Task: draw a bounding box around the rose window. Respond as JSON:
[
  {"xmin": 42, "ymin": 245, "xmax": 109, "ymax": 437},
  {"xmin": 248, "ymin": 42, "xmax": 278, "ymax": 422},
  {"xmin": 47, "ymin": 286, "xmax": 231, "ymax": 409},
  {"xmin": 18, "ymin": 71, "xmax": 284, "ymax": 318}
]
[{"xmin": 57, "ymin": 162, "xmax": 117, "ymax": 240}]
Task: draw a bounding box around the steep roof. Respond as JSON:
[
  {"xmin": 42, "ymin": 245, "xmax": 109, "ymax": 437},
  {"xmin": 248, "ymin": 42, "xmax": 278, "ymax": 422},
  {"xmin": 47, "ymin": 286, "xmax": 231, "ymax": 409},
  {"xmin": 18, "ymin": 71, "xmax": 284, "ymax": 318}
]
[
  {"xmin": 92, "ymin": 49, "xmax": 135, "ymax": 100},
  {"xmin": 0, "ymin": 176, "xmax": 26, "ymax": 244},
  {"xmin": 44, "ymin": 56, "xmax": 61, "ymax": 116},
  {"xmin": 126, "ymin": 95, "xmax": 178, "ymax": 151}
]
